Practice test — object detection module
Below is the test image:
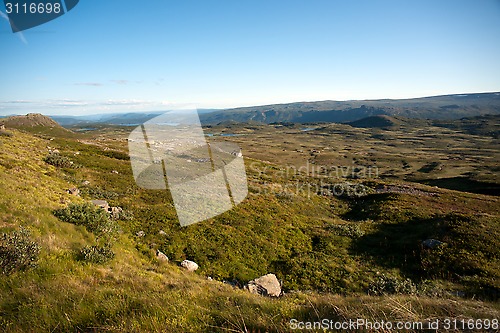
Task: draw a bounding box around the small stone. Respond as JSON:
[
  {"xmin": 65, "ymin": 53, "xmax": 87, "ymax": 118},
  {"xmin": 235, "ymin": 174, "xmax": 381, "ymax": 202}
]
[
  {"xmin": 136, "ymin": 231, "xmax": 145, "ymax": 237},
  {"xmin": 158, "ymin": 230, "xmax": 167, "ymax": 236},
  {"xmin": 180, "ymin": 260, "xmax": 198, "ymax": 272},
  {"xmin": 156, "ymin": 250, "xmax": 168, "ymax": 262}
]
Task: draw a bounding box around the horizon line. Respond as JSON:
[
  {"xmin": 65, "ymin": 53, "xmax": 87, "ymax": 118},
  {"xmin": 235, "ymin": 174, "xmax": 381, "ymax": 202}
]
[{"xmin": 1, "ymin": 90, "xmax": 499, "ymax": 117}]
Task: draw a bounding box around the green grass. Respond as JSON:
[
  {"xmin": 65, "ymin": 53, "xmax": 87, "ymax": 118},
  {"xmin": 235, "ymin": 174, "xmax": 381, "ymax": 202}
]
[{"xmin": 0, "ymin": 124, "xmax": 499, "ymax": 332}]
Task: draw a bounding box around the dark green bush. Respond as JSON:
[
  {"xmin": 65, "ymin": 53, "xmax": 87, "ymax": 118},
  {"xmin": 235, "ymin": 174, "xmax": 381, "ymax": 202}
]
[
  {"xmin": 0, "ymin": 228, "xmax": 40, "ymax": 275},
  {"xmin": 368, "ymin": 274, "xmax": 417, "ymax": 295},
  {"xmin": 102, "ymin": 150, "xmax": 130, "ymax": 160},
  {"xmin": 54, "ymin": 203, "xmax": 118, "ymax": 237},
  {"xmin": 329, "ymin": 223, "xmax": 365, "ymax": 238},
  {"xmin": 79, "ymin": 186, "xmax": 119, "ymax": 200},
  {"xmin": 78, "ymin": 245, "xmax": 115, "ymax": 264},
  {"xmin": 43, "ymin": 153, "xmax": 76, "ymax": 168}
]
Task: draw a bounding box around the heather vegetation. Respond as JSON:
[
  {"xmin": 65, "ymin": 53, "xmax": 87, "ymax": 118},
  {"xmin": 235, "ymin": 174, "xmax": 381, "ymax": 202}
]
[{"xmin": 0, "ymin": 115, "xmax": 498, "ymax": 332}]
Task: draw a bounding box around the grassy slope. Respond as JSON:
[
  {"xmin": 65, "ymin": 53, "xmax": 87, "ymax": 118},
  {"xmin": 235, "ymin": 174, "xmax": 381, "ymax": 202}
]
[{"xmin": 0, "ymin": 128, "xmax": 499, "ymax": 332}]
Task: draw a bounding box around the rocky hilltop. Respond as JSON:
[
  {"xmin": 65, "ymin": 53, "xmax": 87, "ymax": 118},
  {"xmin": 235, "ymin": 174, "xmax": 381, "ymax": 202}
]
[{"xmin": 0, "ymin": 113, "xmax": 63, "ymax": 128}]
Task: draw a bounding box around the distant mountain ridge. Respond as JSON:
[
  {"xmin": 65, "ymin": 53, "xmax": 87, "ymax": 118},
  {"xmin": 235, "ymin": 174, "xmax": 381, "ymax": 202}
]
[
  {"xmin": 3, "ymin": 93, "xmax": 498, "ymax": 127},
  {"xmin": 200, "ymin": 92, "xmax": 500, "ymax": 124},
  {"xmin": 50, "ymin": 109, "xmax": 220, "ymax": 126}
]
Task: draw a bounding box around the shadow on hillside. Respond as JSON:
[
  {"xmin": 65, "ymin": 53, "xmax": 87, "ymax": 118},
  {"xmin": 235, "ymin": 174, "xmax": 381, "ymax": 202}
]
[
  {"xmin": 349, "ymin": 216, "xmax": 445, "ymax": 278},
  {"xmin": 417, "ymin": 177, "xmax": 500, "ymax": 196},
  {"xmin": 340, "ymin": 193, "xmax": 396, "ymax": 222}
]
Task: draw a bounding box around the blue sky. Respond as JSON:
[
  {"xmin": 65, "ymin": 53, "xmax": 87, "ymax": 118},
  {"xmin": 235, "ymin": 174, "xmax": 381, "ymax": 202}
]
[{"xmin": 1, "ymin": 0, "xmax": 500, "ymax": 115}]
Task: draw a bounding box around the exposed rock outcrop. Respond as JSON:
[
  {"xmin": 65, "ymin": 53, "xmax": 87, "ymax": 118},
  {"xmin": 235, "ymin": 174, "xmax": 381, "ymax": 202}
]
[{"xmin": 244, "ymin": 273, "xmax": 281, "ymax": 297}]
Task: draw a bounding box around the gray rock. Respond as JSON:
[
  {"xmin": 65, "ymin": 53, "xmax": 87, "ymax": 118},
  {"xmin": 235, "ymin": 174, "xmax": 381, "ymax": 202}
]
[
  {"xmin": 180, "ymin": 260, "xmax": 199, "ymax": 272},
  {"xmin": 245, "ymin": 273, "xmax": 281, "ymax": 297},
  {"xmin": 156, "ymin": 250, "xmax": 168, "ymax": 262},
  {"xmin": 91, "ymin": 200, "xmax": 109, "ymax": 209},
  {"xmin": 158, "ymin": 230, "xmax": 167, "ymax": 236},
  {"xmin": 136, "ymin": 230, "xmax": 145, "ymax": 237},
  {"xmin": 422, "ymin": 239, "xmax": 444, "ymax": 249}
]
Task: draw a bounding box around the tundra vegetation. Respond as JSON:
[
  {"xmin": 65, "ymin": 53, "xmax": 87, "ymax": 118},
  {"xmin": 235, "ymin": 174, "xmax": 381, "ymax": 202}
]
[{"xmin": 0, "ymin": 114, "xmax": 498, "ymax": 332}]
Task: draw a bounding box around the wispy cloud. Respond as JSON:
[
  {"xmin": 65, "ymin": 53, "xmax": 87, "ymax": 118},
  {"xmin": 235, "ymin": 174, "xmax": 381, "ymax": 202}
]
[
  {"xmin": 0, "ymin": 11, "xmax": 28, "ymax": 44},
  {"xmin": 0, "ymin": 99, "xmax": 88, "ymax": 110},
  {"xmin": 3, "ymin": 100, "xmax": 33, "ymax": 104},
  {"xmin": 111, "ymin": 79, "xmax": 129, "ymax": 85},
  {"xmin": 74, "ymin": 82, "xmax": 103, "ymax": 86},
  {"xmin": 0, "ymin": 99, "xmax": 181, "ymax": 116},
  {"xmin": 102, "ymin": 99, "xmax": 144, "ymax": 106},
  {"xmin": 51, "ymin": 99, "xmax": 89, "ymax": 107}
]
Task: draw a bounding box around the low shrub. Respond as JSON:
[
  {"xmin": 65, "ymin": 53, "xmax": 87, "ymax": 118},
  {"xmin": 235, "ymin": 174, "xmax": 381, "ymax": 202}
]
[
  {"xmin": 102, "ymin": 150, "xmax": 130, "ymax": 160},
  {"xmin": 43, "ymin": 153, "xmax": 77, "ymax": 168},
  {"xmin": 368, "ymin": 274, "xmax": 417, "ymax": 295},
  {"xmin": 53, "ymin": 203, "xmax": 118, "ymax": 237},
  {"xmin": 117, "ymin": 209, "xmax": 134, "ymax": 221},
  {"xmin": 417, "ymin": 279, "xmax": 447, "ymax": 297},
  {"xmin": 329, "ymin": 223, "xmax": 365, "ymax": 238},
  {"xmin": 78, "ymin": 245, "xmax": 115, "ymax": 264},
  {"xmin": 80, "ymin": 186, "xmax": 119, "ymax": 200},
  {"xmin": 0, "ymin": 228, "xmax": 40, "ymax": 275}
]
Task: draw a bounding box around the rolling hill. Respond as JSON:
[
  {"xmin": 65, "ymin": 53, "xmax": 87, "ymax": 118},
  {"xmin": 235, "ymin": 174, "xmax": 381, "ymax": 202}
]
[
  {"xmin": 200, "ymin": 92, "xmax": 500, "ymax": 124},
  {"xmin": 1, "ymin": 113, "xmax": 64, "ymax": 128},
  {"xmin": 347, "ymin": 115, "xmax": 402, "ymax": 128}
]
